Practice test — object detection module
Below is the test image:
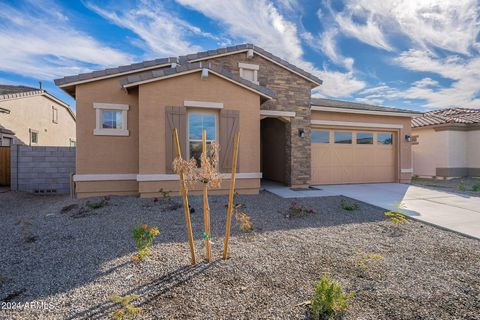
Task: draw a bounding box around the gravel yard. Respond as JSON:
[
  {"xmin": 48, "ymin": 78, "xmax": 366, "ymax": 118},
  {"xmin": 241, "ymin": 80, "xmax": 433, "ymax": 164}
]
[
  {"xmin": 1, "ymin": 190, "xmax": 479, "ymax": 320},
  {"xmin": 412, "ymin": 177, "xmax": 480, "ymax": 197}
]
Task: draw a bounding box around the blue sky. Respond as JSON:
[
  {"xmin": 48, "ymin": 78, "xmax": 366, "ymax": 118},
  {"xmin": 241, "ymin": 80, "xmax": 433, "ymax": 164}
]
[{"xmin": 1, "ymin": 0, "xmax": 479, "ymax": 112}]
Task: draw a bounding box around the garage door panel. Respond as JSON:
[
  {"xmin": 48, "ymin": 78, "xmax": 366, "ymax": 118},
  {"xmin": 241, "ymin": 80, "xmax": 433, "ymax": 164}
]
[{"xmin": 311, "ymin": 129, "xmax": 396, "ymax": 185}]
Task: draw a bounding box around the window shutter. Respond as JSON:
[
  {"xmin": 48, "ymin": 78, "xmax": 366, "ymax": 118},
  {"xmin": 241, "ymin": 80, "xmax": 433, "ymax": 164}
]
[
  {"xmin": 165, "ymin": 106, "xmax": 187, "ymax": 173},
  {"xmin": 219, "ymin": 109, "xmax": 240, "ymax": 173}
]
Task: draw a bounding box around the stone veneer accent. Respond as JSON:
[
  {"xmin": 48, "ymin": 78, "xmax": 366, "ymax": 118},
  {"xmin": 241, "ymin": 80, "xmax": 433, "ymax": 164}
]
[
  {"xmin": 203, "ymin": 52, "xmax": 313, "ymax": 187},
  {"xmin": 10, "ymin": 145, "xmax": 75, "ymax": 194}
]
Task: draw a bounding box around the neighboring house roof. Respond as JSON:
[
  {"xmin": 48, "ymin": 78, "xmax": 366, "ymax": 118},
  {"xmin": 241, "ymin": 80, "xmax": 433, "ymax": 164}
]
[
  {"xmin": 179, "ymin": 44, "xmax": 323, "ymax": 86},
  {"xmin": 54, "ymin": 43, "xmax": 322, "ymax": 91},
  {"xmin": 311, "ymin": 98, "xmax": 422, "ymax": 117},
  {"xmin": 0, "ymin": 84, "xmax": 76, "ymax": 121},
  {"xmin": 412, "ymin": 108, "xmax": 480, "ymax": 128},
  {"xmin": 121, "ymin": 62, "xmax": 276, "ymax": 100}
]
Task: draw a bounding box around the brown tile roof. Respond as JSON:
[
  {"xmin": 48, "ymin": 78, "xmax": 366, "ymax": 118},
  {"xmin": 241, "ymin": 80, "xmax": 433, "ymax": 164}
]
[
  {"xmin": 120, "ymin": 62, "xmax": 276, "ymax": 99},
  {"xmin": 412, "ymin": 108, "xmax": 480, "ymax": 128},
  {"xmin": 180, "ymin": 44, "xmax": 323, "ymax": 85},
  {"xmin": 54, "ymin": 43, "xmax": 322, "ymax": 87},
  {"xmin": 311, "ymin": 98, "xmax": 422, "ymax": 115}
]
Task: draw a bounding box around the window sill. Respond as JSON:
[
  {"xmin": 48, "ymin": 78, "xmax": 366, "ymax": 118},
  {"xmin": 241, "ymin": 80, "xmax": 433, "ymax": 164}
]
[{"xmin": 93, "ymin": 129, "xmax": 129, "ymax": 136}]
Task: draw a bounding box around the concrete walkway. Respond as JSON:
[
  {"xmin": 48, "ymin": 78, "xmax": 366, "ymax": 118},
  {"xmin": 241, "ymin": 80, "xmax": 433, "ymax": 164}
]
[
  {"xmin": 262, "ymin": 180, "xmax": 480, "ymax": 239},
  {"xmin": 313, "ymin": 183, "xmax": 480, "ymax": 240}
]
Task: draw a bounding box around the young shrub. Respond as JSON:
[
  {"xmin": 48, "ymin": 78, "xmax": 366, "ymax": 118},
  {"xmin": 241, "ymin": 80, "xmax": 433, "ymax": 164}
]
[
  {"xmin": 311, "ymin": 274, "xmax": 354, "ymax": 320},
  {"xmin": 86, "ymin": 198, "xmax": 108, "ymax": 209},
  {"xmin": 110, "ymin": 294, "xmax": 142, "ymax": 320},
  {"xmin": 472, "ymin": 183, "xmax": 480, "ymax": 192},
  {"xmin": 458, "ymin": 179, "xmax": 466, "ymax": 191},
  {"xmin": 340, "ymin": 199, "xmax": 360, "ymax": 211},
  {"xmin": 355, "ymin": 248, "xmax": 384, "ymax": 270},
  {"xmin": 132, "ymin": 224, "xmax": 160, "ymax": 261},
  {"xmin": 287, "ymin": 201, "xmax": 315, "ymax": 218},
  {"xmin": 384, "ymin": 211, "xmax": 409, "ymax": 225},
  {"xmin": 158, "ymin": 188, "xmax": 172, "ymax": 204}
]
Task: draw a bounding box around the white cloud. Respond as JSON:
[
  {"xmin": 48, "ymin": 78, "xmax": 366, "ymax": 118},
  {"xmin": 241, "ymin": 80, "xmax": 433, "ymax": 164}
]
[
  {"xmin": 177, "ymin": 0, "xmax": 366, "ymax": 97},
  {"xmin": 0, "ymin": 1, "xmax": 132, "ymax": 79},
  {"xmin": 332, "ymin": 0, "xmax": 480, "ymax": 55},
  {"xmin": 86, "ymin": 0, "xmax": 212, "ymax": 57},
  {"xmin": 412, "ymin": 77, "xmax": 439, "ymax": 88}
]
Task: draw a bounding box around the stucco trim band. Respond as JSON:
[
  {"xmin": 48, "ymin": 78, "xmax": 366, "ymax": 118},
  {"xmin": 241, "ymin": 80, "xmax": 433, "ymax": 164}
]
[
  {"xmin": 311, "ymin": 119, "xmax": 404, "ymax": 129},
  {"xmin": 260, "ymin": 110, "xmax": 296, "ymax": 118},
  {"xmin": 311, "ymin": 106, "xmax": 420, "ymax": 118},
  {"xmin": 74, "ymin": 173, "xmax": 263, "ymax": 182},
  {"xmin": 184, "ymin": 100, "xmax": 224, "ymax": 109}
]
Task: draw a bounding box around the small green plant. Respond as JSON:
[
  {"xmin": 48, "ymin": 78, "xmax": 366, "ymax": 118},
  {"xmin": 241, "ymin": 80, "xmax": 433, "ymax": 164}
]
[
  {"xmin": 472, "ymin": 183, "xmax": 480, "ymax": 192},
  {"xmin": 153, "ymin": 189, "xmax": 172, "ymax": 205},
  {"xmin": 110, "ymin": 294, "xmax": 142, "ymax": 320},
  {"xmin": 288, "ymin": 201, "xmax": 314, "ymax": 218},
  {"xmin": 355, "ymin": 248, "xmax": 384, "ymax": 270},
  {"xmin": 132, "ymin": 224, "xmax": 160, "ymax": 261},
  {"xmin": 310, "ymin": 274, "xmax": 354, "ymax": 320},
  {"xmin": 340, "ymin": 199, "xmax": 360, "ymax": 211},
  {"xmin": 458, "ymin": 179, "xmax": 466, "ymax": 191},
  {"xmin": 87, "ymin": 198, "xmax": 108, "ymax": 209}
]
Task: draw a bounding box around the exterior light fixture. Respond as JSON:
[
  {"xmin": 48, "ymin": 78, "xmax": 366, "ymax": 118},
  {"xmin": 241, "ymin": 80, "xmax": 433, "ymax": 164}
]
[
  {"xmin": 298, "ymin": 128, "xmax": 305, "ymax": 138},
  {"xmin": 405, "ymin": 134, "xmax": 412, "ymax": 142}
]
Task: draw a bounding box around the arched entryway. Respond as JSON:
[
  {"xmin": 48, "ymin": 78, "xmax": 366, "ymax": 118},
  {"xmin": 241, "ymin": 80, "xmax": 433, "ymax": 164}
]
[{"xmin": 260, "ymin": 117, "xmax": 288, "ymax": 184}]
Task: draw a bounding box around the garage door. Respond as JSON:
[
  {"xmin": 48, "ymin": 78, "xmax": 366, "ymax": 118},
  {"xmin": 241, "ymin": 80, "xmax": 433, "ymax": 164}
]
[{"xmin": 311, "ymin": 129, "xmax": 396, "ymax": 184}]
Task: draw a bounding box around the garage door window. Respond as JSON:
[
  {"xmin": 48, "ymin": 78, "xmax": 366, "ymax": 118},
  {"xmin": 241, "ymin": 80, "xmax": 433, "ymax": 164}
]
[
  {"xmin": 357, "ymin": 132, "xmax": 373, "ymax": 144},
  {"xmin": 312, "ymin": 130, "xmax": 330, "ymax": 143},
  {"xmin": 377, "ymin": 133, "xmax": 393, "ymax": 145},
  {"xmin": 334, "ymin": 131, "xmax": 352, "ymax": 144}
]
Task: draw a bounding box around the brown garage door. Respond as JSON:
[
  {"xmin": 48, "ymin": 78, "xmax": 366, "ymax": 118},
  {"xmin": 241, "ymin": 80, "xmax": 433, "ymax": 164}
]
[{"xmin": 311, "ymin": 129, "xmax": 396, "ymax": 185}]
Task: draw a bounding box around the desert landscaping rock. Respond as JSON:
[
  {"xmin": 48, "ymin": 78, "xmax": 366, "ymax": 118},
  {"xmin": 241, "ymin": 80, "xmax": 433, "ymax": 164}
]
[{"xmin": 0, "ymin": 191, "xmax": 479, "ymax": 319}]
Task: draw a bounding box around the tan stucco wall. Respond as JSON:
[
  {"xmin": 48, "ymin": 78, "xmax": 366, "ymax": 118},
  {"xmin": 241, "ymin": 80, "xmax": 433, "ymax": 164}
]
[
  {"xmin": 75, "ymin": 77, "xmax": 140, "ymax": 175},
  {"xmin": 311, "ymin": 111, "xmax": 413, "ymax": 182},
  {"xmin": 138, "ymin": 71, "xmax": 261, "ymax": 195},
  {"xmin": 413, "ymin": 127, "xmax": 480, "ymax": 177},
  {"xmin": 74, "ymin": 71, "xmax": 261, "ymax": 197},
  {"xmin": 0, "ymin": 94, "xmax": 76, "ymax": 146},
  {"xmin": 412, "ymin": 127, "xmax": 449, "ymax": 177},
  {"xmin": 468, "ymin": 131, "xmax": 480, "ymax": 168}
]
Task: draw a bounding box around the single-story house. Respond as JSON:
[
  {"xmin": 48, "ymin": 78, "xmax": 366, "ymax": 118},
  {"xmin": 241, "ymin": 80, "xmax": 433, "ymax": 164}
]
[
  {"xmin": 54, "ymin": 43, "xmax": 421, "ymax": 198},
  {"xmin": 412, "ymin": 108, "xmax": 480, "ymax": 178}
]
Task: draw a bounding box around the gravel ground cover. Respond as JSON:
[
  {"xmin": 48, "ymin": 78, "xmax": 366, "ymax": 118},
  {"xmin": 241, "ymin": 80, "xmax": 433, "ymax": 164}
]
[
  {"xmin": 412, "ymin": 177, "xmax": 480, "ymax": 197},
  {"xmin": 0, "ymin": 190, "xmax": 479, "ymax": 320}
]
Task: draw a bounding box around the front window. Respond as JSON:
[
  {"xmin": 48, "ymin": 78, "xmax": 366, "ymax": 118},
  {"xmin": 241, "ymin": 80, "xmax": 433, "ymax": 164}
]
[
  {"xmin": 102, "ymin": 110, "xmax": 123, "ymax": 129},
  {"xmin": 93, "ymin": 103, "xmax": 129, "ymax": 136},
  {"xmin": 188, "ymin": 112, "xmax": 217, "ymax": 164}
]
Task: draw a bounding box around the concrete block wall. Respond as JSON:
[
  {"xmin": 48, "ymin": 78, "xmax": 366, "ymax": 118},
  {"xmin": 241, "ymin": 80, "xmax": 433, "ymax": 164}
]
[{"xmin": 11, "ymin": 145, "xmax": 75, "ymax": 194}]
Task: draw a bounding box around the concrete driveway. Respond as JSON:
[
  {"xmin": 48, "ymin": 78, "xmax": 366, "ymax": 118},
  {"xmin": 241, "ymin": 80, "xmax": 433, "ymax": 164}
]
[{"xmin": 313, "ymin": 183, "xmax": 480, "ymax": 240}]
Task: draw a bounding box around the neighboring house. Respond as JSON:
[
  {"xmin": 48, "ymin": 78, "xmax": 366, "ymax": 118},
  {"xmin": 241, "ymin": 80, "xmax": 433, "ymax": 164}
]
[
  {"xmin": 0, "ymin": 85, "xmax": 76, "ymax": 147},
  {"xmin": 54, "ymin": 44, "xmax": 420, "ymax": 198},
  {"xmin": 412, "ymin": 108, "xmax": 480, "ymax": 178}
]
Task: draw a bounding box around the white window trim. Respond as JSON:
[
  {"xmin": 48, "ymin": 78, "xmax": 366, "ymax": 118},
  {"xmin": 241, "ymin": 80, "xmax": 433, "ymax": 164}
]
[
  {"xmin": 187, "ymin": 110, "xmax": 219, "ymax": 160},
  {"xmin": 93, "ymin": 103, "xmax": 129, "ymax": 136},
  {"xmin": 184, "ymin": 100, "xmax": 224, "ymax": 109},
  {"xmin": 29, "ymin": 129, "xmax": 39, "ymax": 145},
  {"xmin": 311, "ymin": 119, "xmax": 403, "ymax": 129},
  {"xmin": 238, "ymin": 62, "xmax": 259, "ymax": 85}
]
